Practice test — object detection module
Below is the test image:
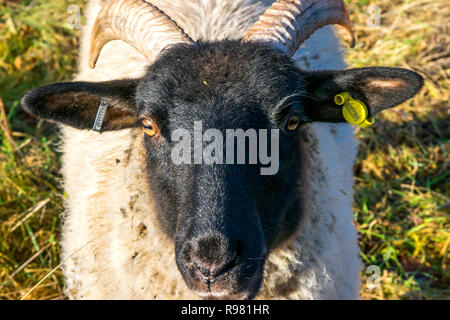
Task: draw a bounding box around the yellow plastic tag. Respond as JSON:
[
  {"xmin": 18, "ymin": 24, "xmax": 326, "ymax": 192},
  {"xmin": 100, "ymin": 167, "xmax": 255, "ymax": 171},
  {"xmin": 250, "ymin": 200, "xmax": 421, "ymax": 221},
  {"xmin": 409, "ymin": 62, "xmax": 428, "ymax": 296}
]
[{"xmin": 334, "ymin": 92, "xmax": 374, "ymax": 129}]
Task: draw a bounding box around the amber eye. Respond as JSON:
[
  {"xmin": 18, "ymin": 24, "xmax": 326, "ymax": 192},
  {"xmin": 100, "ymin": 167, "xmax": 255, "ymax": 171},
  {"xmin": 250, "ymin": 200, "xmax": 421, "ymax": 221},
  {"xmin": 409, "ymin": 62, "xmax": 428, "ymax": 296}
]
[
  {"xmin": 141, "ymin": 118, "xmax": 158, "ymax": 137},
  {"xmin": 284, "ymin": 115, "xmax": 301, "ymax": 132}
]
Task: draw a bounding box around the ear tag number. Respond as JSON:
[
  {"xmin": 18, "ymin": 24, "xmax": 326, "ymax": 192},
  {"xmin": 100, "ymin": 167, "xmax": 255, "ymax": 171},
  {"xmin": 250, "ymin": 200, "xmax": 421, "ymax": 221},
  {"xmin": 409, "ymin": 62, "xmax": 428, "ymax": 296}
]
[
  {"xmin": 92, "ymin": 98, "xmax": 108, "ymax": 132},
  {"xmin": 334, "ymin": 92, "xmax": 374, "ymax": 129}
]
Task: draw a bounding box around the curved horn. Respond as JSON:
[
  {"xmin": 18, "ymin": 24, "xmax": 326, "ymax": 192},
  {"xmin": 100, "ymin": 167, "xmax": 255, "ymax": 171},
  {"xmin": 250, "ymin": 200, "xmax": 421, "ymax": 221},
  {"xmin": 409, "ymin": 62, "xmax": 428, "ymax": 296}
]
[
  {"xmin": 89, "ymin": 0, "xmax": 193, "ymax": 68},
  {"xmin": 243, "ymin": 0, "xmax": 355, "ymax": 57}
]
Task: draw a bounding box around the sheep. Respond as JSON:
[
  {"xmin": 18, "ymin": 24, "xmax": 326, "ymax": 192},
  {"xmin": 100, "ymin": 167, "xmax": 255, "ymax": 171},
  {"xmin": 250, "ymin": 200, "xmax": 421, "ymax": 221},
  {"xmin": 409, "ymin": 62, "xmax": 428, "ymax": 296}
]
[{"xmin": 21, "ymin": 0, "xmax": 423, "ymax": 299}]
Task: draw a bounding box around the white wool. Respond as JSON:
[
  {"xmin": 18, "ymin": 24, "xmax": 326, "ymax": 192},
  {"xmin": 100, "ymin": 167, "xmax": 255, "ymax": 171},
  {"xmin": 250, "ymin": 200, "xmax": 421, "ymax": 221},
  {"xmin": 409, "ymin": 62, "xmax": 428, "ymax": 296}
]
[{"xmin": 60, "ymin": 0, "xmax": 361, "ymax": 299}]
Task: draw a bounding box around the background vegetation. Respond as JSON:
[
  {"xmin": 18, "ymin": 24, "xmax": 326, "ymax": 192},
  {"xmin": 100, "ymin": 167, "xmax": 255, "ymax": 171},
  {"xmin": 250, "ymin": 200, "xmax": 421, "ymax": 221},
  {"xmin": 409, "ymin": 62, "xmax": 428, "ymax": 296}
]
[{"xmin": 0, "ymin": 0, "xmax": 448, "ymax": 299}]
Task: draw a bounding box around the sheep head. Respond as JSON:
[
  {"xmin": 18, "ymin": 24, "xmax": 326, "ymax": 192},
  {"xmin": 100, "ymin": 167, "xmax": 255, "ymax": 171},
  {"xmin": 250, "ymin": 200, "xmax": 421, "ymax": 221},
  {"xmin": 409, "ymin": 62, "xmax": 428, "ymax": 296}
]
[{"xmin": 22, "ymin": 0, "xmax": 423, "ymax": 299}]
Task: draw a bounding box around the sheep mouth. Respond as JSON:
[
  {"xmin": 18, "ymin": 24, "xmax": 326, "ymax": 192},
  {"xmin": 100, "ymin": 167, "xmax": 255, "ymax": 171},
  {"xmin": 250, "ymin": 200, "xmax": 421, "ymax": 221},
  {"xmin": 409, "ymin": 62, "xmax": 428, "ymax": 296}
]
[
  {"xmin": 182, "ymin": 259, "xmax": 265, "ymax": 300},
  {"xmin": 198, "ymin": 270, "xmax": 263, "ymax": 300}
]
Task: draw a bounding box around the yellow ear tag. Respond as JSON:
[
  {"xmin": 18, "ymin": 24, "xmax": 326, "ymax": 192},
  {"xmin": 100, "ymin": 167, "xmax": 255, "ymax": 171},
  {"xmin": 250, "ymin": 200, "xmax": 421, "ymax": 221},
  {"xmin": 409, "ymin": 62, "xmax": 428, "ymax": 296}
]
[{"xmin": 334, "ymin": 92, "xmax": 374, "ymax": 129}]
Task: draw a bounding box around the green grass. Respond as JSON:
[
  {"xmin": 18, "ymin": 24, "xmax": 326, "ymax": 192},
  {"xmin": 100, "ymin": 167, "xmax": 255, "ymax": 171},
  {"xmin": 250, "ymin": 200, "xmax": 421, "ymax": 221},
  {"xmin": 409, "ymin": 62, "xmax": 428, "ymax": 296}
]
[
  {"xmin": 0, "ymin": 0, "xmax": 448, "ymax": 300},
  {"xmin": 346, "ymin": 0, "xmax": 449, "ymax": 299},
  {"xmin": 0, "ymin": 0, "xmax": 84, "ymax": 299}
]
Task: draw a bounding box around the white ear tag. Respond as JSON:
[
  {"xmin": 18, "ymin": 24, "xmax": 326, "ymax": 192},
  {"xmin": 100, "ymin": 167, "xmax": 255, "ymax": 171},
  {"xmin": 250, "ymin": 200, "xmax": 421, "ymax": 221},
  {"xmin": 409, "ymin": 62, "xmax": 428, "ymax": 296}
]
[{"xmin": 92, "ymin": 98, "xmax": 108, "ymax": 132}]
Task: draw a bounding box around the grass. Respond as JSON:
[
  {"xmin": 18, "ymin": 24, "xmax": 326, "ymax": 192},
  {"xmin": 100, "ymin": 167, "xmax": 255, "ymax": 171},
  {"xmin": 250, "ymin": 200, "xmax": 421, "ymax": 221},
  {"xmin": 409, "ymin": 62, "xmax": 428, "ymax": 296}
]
[
  {"xmin": 0, "ymin": 0, "xmax": 84, "ymax": 300},
  {"xmin": 0, "ymin": 0, "xmax": 448, "ymax": 300}
]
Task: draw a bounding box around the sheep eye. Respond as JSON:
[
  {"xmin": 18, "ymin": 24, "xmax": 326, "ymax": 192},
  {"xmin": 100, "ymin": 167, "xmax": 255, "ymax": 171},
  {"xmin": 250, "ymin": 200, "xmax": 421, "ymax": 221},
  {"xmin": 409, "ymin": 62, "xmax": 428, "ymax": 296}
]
[
  {"xmin": 141, "ymin": 118, "xmax": 158, "ymax": 137},
  {"xmin": 284, "ymin": 115, "xmax": 301, "ymax": 132}
]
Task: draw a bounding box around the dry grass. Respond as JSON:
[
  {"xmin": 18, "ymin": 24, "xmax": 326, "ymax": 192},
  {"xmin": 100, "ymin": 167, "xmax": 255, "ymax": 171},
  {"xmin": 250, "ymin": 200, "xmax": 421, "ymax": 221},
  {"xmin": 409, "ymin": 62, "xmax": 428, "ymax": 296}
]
[
  {"xmin": 345, "ymin": 0, "xmax": 449, "ymax": 299},
  {"xmin": 0, "ymin": 0, "xmax": 448, "ymax": 300},
  {"xmin": 0, "ymin": 0, "xmax": 84, "ymax": 299}
]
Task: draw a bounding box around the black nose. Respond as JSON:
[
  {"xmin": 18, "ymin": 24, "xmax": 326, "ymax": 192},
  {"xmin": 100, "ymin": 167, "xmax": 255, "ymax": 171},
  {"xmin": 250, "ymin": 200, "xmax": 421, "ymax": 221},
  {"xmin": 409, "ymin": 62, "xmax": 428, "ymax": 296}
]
[{"xmin": 190, "ymin": 233, "xmax": 240, "ymax": 281}]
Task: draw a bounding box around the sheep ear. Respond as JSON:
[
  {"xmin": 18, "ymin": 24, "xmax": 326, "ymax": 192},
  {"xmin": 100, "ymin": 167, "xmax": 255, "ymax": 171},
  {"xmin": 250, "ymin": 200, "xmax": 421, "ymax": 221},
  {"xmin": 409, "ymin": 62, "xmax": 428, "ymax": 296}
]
[
  {"xmin": 21, "ymin": 79, "xmax": 138, "ymax": 131},
  {"xmin": 302, "ymin": 67, "xmax": 424, "ymax": 123}
]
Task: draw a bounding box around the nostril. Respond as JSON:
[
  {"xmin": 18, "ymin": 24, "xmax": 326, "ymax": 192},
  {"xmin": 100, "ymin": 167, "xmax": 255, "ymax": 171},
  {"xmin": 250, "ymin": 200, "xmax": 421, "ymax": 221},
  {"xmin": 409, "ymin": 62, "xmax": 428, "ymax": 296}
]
[
  {"xmin": 235, "ymin": 240, "xmax": 244, "ymax": 258},
  {"xmin": 193, "ymin": 251, "xmax": 237, "ymax": 280},
  {"xmin": 187, "ymin": 234, "xmax": 244, "ymax": 281},
  {"xmin": 194, "ymin": 261, "xmax": 211, "ymax": 278}
]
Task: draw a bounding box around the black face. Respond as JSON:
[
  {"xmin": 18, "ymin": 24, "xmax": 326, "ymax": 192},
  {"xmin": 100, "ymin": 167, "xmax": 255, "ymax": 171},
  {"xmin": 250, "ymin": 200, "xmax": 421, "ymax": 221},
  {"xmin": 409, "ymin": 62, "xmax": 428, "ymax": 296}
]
[
  {"xmin": 21, "ymin": 40, "xmax": 423, "ymax": 300},
  {"xmin": 136, "ymin": 42, "xmax": 306, "ymax": 298}
]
